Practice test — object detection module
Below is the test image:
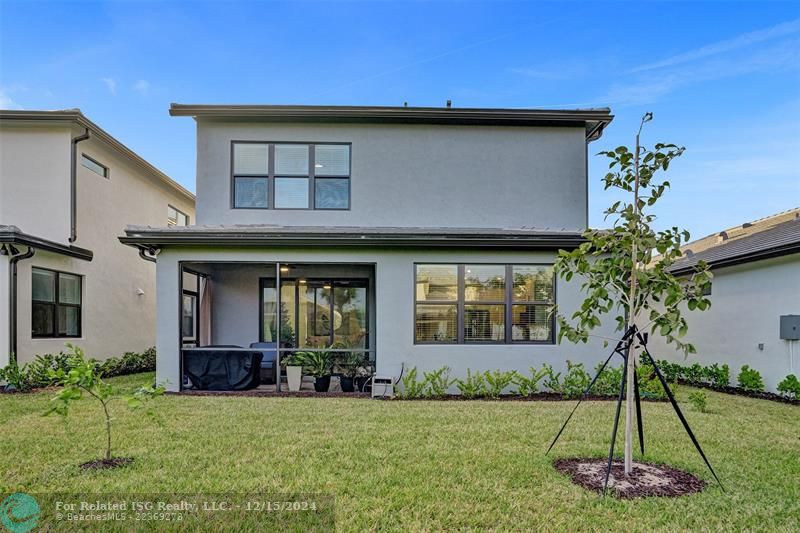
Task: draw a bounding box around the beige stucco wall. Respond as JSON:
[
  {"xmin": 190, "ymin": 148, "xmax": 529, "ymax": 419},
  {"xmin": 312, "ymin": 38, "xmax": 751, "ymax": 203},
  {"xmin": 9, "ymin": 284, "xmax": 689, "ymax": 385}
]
[
  {"xmin": 195, "ymin": 121, "xmax": 588, "ymax": 231},
  {"xmin": 1, "ymin": 124, "xmax": 195, "ymax": 363},
  {"xmin": 0, "ymin": 124, "xmax": 71, "ymax": 242}
]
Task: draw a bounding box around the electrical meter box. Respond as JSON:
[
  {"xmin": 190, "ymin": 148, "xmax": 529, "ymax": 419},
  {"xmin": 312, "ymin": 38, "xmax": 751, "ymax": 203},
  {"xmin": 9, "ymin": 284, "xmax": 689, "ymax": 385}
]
[{"xmin": 779, "ymin": 315, "xmax": 800, "ymax": 340}]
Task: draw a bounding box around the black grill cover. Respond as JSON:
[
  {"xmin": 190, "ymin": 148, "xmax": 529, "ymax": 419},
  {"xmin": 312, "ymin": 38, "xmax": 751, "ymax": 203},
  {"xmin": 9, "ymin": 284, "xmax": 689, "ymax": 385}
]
[{"xmin": 183, "ymin": 350, "xmax": 263, "ymax": 390}]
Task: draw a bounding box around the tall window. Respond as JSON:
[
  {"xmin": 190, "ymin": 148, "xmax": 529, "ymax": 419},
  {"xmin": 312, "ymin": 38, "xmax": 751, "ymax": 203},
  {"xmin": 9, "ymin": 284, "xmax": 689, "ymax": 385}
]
[
  {"xmin": 414, "ymin": 264, "xmax": 555, "ymax": 344},
  {"xmin": 32, "ymin": 268, "xmax": 82, "ymax": 338},
  {"xmin": 232, "ymin": 142, "xmax": 350, "ymax": 210},
  {"xmin": 81, "ymin": 154, "xmax": 108, "ymax": 178},
  {"xmin": 168, "ymin": 205, "xmax": 189, "ymax": 226}
]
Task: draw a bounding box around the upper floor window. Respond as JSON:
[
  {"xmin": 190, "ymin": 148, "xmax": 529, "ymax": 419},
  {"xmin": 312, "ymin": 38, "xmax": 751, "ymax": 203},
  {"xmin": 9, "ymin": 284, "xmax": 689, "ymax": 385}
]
[
  {"xmin": 414, "ymin": 264, "xmax": 555, "ymax": 344},
  {"xmin": 168, "ymin": 205, "xmax": 189, "ymax": 226},
  {"xmin": 232, "ymin": 142, "xmax": 350, "ymax": 210},
  {"xmin": 81, "ymin": 153, "xmax": 109, "ymax": 178},
  {"xmin": 32, "ymin": 267, "xmax": 82, "ymax": 338}
]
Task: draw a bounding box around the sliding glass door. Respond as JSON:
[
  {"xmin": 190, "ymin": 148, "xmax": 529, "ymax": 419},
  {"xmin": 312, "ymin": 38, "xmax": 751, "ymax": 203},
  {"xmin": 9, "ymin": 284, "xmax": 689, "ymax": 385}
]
[{"xmin": 261, "ymin": 278, "xmax": 369, "ymax": 351}]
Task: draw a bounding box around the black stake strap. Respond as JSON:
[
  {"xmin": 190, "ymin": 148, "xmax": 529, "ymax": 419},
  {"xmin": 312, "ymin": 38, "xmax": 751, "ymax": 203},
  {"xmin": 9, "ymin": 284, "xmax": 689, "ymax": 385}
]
[
  {"xmin": 546, "ymin": 326, "xmax": 636, "ymax": 455},
  {"xmin": 636, "ymin": 332, "xmax": 725, "ymax": 491}
]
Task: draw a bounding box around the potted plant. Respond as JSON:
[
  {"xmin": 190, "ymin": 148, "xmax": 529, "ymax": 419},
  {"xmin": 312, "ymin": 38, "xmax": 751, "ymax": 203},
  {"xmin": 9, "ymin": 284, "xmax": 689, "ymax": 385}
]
[
  {"xmin": 294, "ymin": 350, "xmax": 334, "ymax": 392},
  {"xmin": 282, "ymin": 353, "xmax": 303, "ymax": 392},
  {"xmin": 336, "ymin": 351, "xmax": 367, "ymax": 393}
]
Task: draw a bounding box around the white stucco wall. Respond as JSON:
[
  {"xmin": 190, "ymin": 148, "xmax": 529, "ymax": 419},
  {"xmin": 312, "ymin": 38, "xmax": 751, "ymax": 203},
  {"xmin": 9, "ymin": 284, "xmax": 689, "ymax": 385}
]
[
  {"xmin": 0, "ymin": 124, "xmax": 71, "ymax": 242},
  {"xmin": 154, "ymin": 246, "xmax": 618, "ymax": 392},
  {"xmin": 195, "ymin": 121, "xmax": 588, "ymax": 231},
  {"xmin": 2, "ymin": 129, "xmax": 195, "ymax": 363},
  {"xmin": 645, "ymin": 254, "xmax": 800, "ymax": 392},
  {"xmin": 0, "ymin": 255, "xmax": 8, "ymax": 368}
]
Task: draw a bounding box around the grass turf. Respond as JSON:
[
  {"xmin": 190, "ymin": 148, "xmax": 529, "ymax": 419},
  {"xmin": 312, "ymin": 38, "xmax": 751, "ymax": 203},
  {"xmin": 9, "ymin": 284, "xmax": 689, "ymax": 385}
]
[{"xmin": 1, "ymin": 372, "xmax": 798, "ymax": 531}]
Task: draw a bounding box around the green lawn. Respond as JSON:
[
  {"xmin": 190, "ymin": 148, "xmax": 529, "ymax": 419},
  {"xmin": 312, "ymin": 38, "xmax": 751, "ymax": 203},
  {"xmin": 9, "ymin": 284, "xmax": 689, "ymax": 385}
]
[{"xmin": 1, "ymin": 372, "xmax": 798, "ymax": 531}]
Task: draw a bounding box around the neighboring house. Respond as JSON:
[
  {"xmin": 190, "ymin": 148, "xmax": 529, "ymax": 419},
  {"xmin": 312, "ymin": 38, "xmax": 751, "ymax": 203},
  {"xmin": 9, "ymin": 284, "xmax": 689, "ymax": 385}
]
[
  {"xmin": 120, "ymin": 104, "xmax": 619, "ymax": 392},
  {"xmin": 647, "ymin": 208, "xmax": 800, "ymax": 392},
  {"xmin": 0, "ymin": 109, "xmax": 195, "ymax": 367}
]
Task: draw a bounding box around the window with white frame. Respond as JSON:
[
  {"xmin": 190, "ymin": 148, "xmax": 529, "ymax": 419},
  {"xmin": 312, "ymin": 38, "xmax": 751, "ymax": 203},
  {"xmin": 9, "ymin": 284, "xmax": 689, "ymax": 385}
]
[{"xmin": 168, "ymin": 205, "xmax": 189, "ymax": 226}]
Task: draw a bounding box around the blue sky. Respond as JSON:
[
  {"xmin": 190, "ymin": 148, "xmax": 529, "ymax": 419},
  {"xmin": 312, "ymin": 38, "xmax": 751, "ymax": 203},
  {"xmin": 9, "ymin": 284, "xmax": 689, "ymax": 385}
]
[{"xmin": 1, "ymin": 1, "xmax": 798, "ymax": 239}]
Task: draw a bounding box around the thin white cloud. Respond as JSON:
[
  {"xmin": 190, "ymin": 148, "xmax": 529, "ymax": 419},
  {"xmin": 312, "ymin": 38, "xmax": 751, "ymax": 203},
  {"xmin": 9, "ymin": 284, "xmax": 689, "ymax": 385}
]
[
  {"xmin": 132, "ymin": 79, "xmax": 150, "ymax": 94},
  {"xmin": 101, "ymin": 77, "xmax": 117, "ymax": 95},
  {"xmin": 0, "ymin": 89, "xmax": 22, "ymax": 109},
  {"xmin": 630, "ymin": 18, "xmax": 800, "ymax": 73},
  {"xmin": 600, "ymin": 39, "xmax": 799, "ymax": 106}
]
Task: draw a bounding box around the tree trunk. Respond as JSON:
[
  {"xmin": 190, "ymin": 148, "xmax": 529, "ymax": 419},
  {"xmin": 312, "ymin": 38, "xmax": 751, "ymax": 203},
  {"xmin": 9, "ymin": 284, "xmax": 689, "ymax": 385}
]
[
  {"xmin": 624, "ymin": 129, "xmax": 643, "ymax": 476},
  {"xmin": 101, "ymin": 400, "xmax": 112, "ymax": 461}
]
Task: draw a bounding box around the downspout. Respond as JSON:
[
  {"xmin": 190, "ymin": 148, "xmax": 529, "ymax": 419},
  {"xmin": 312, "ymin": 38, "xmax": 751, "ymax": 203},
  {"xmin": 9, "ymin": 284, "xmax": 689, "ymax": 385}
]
[
  {"xmin": 3, "ymin": 245, "xmax": 36, "ymax": 363},
  {"xmin": 69, "ymin": 128, "xmax": 91, "ymax": 243}
]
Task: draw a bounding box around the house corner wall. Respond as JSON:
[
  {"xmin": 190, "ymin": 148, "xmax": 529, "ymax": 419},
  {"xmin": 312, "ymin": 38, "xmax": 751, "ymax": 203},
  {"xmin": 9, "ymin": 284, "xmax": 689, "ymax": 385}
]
[{"xmin": 0, "ymin": 255, "xmax": 9, "ymax": 368}]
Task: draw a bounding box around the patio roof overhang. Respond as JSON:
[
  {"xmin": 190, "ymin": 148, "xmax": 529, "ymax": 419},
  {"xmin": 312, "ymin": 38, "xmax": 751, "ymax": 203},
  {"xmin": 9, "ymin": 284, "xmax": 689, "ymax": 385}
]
[
  {"xmin": 0, "ymin": 226, "xmax": 94, "ymax": 261},
  {"xmin": 119, "ymin": 225, "xmax": 586, "ymax": 250}
]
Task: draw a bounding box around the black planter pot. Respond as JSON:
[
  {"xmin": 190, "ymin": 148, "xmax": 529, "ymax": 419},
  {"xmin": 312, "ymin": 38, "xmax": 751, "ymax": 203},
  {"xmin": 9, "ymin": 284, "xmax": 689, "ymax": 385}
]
[
  {"xmin": 340, "ymin": 376, "xmax": 355, "ymax": 393},
  {"xmin": 354, "ymin": 376, "xmax": 369, "ymax": 392},
  {"xmin": 314, "ymin": 376, "xmax": 331, "ymax": 392}
]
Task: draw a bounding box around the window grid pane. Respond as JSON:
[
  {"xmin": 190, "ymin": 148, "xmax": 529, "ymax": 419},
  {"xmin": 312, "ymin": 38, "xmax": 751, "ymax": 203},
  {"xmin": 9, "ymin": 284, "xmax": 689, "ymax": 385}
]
[
  {"xmin": 233, "ymin": 143, "xmax": 269, "ymax": 174},
  {"xmin": 58, "ymin": 306, "xmax": 80, "ymax": 336},
  {"xmin": 81, "ymin": 154, "xmax": 108, "ymax": 177},
  {"xmin": 274, "ymin": 177, "xmax": 310, "ymax": 208},
  {"xmin": 274, "ymin": 144, "xmax": 309, "ymax": 175},
  {"xmin": 234, "ymin": 177, "xmax": 268, "ymax": 208},
  {"xmin": 464, "ymin": 265, "xmax": 505, "ymax": 302},
  {"xmin": 513, "ymin": 265, "xmax": 554, "ymax": 302},
  {"xmin": 415, "ymin": 304, "xmax": 457, "ymax": 343},
  {"xmin": 415, "ymin": 265, "xmax": 458, "ymax": 302},
  {"xmin": 512, "ymin": 304, "xmax": 553, "ymax": 342},
  {"xmin": 58, "ymin": 273, "xmax": 81, "ymax": 305},
  {"xmin": 314, "ymin": 145, "xmax": 350, "ymax": 176},
  {"xmin": 32, "ymin": 302, "xmax": 54, "ymax": 336},
  {"xmin": 464, "ymin": 304, "xmax": 505, "ymax": 342},
  {"xmin": 32, "ymin": 269, "xmax": 55, "ymax": 302},
  {"xmin": 315, "ymin": 178, "xmax": 349, "ymax": 209}
]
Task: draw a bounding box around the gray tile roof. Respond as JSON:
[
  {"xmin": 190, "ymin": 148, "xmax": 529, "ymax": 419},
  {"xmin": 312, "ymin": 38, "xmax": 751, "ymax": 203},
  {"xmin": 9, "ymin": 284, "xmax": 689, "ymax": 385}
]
[{"xmin": 669, "ymin": 215, "xmax": 800, "ymax": 273}]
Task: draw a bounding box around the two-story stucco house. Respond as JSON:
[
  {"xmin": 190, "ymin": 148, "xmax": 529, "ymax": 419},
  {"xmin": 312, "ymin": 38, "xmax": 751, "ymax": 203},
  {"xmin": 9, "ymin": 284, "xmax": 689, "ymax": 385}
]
[
  {"xmin": 0, "ymin": 109, "xmax": 195, "ymax": 367},
  {"xmin": 120, "ymin": 104, "xmax": 619, "ymax": 392}
]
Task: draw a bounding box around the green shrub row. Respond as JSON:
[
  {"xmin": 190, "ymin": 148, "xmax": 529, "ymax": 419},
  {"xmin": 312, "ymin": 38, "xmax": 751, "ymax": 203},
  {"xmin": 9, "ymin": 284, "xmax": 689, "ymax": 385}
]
[
  {"xmin": 0, "ymin": 347, "xmax": 156, "ymax": 392},
  {"xmin": 654, "ymin": 358, "xmax": 799, "ymax": 399},
  {"xmin": 398, "ymin": 361, "xmax": 667, "ymax": 400}
]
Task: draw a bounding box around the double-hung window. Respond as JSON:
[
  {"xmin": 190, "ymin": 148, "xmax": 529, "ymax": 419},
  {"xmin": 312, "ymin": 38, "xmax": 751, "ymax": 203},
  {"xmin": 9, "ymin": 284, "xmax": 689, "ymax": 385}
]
[
  {"xmin": 32, "ymin": 267, "xmax": 82, "ymax": 338},
  {"xmin": 414, "ymin": 264, "xmax": 555, "ymax": 344},
  {"xmin": 232, "ymin": 142, "xmax": 350, "ymax": 209},
  {"xmin": 168, "ymin": 205, "xmax": 189, "ymax": 226}
]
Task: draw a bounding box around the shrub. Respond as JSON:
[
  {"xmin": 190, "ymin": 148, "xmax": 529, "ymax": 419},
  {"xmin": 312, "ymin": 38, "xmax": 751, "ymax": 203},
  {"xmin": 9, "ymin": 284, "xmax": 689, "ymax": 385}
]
[
  {"xmin": 683, "ymin": 363, "xmax": 704, "ymax": 385},
  {"xmin": 512, "ymin": 367, "xmax": 548, "ymax": 396},
  {"xmin": 636, "ymin": 365, "xmax": 667, "ymax": 400},
  {"xmin": 655, "ymin": 359, "xmax": 682, "ymax": 383},
  {"xmin": 455, "ymin": 369, "xmax": 485, "ymax": 399},
  {"xmin": 541, "ymin": 364, "xmax": 562, "ymax": 394},
  {"xmin": 399, "ymin": 367, "xmax": 426, "ymax": 399},
  {"xmin": 423, "ymin": 366, "xmax": 452, "ymax": 397},
  {"xmin": 737, "ymin": 365, "xmax": 765, "ymax": 392},
  {"xmin": 483, "ymin": 370, "xmax": 516, "ymax": 399},
  {"xmin": 704, "ymin": 363, "xmax": 730, "ymax": 388},
  {"xmin": 688, "ymin": 390, "xmax": 708, "ymax": 412},
  {"xmin": 777, "ymin": 374, "xmax": 800, "ymax": 400},
  {"xmin": 593, "ymin": 363, "xmax": 624, "ymax": 396},
  {"xmin": 99, "ymin": 347, "xmax": 156, "ymax": 377},
  {"xmin": 45, "ymin": 344, "xmax": 164, "ymax": 462},
  {"xmin": 0, "ymin": 360, "xmax": 34, "ymax": 392},
  {"xmin": 562, "ymin": 361, "xmax": 591, "ymax": 399}
]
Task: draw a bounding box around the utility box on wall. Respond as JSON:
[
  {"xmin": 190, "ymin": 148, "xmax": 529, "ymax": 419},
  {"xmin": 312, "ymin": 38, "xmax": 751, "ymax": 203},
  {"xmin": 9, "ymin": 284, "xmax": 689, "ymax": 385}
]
[{"xmin": 779, "ymin": 315, "xmax": 800, "ymax": 340}]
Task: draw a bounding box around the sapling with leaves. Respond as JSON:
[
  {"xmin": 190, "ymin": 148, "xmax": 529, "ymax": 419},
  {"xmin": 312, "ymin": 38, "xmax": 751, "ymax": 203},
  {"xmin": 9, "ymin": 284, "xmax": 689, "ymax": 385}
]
[
  {"xmin": 44, "ymin": 343, "xmax": 164, "ymax": 465},
  {"xmin": 554, "ymin": 113, "xmax": 712, "ymax": 476}
]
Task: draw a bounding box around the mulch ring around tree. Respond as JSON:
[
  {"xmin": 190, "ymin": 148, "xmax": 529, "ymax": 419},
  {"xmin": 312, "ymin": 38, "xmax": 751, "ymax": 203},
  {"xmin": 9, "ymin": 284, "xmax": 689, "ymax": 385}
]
[
  {"xmin": 553, "ymin": 458, "xmax": 706, "ymax": 499},
  {"xmin": 79, "ymin": 457, "xmax": 134, "ymax": 470}
]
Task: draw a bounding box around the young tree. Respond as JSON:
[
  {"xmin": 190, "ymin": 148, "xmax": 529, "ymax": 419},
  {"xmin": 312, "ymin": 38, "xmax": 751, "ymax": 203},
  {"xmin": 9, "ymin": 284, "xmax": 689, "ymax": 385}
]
[
  {"xmin": 554, "ymin": 113, "xmax": 712, "ymax": 475},
  {"xmin": 45, "ymin": 344, "xmax": 164, "ymax": 463}
]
